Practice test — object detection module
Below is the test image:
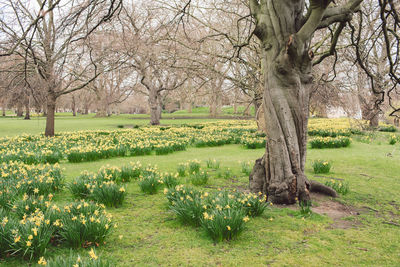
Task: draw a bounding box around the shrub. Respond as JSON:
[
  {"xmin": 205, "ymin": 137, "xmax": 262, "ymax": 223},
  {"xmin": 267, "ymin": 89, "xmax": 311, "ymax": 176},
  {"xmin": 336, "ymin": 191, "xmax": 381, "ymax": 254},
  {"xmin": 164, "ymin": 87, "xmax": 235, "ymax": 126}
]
[
  {"xmin": 0, "ymin": 186, "xmax": 16, "ymax": 210},
  {"xmin": 206, "ymin": 159, "xmax": 220, "ymax": 169},
  {"xmin": 299, "ymin": 200, "xmax": 312, "ymax": 217},
  {"xmin": 12, "ymin": 194, "xmax": 51, "ymax": 218},
  {"xmin": 188, "ymin": 160, "xmax": 201, "ymax": 174},
  {"xmin": 310, "ymin": 136, "xmax": 351, "ymax": 149},
  {"xmin": 0, "ymin": 209, "xmax": 15, "ymax": 257},
  {"xmin": 120, "ymin": 162, "xmax": 142, "ymax": 182},
  {"xmin": 177, "ymin": 163, "xmax": 187, "ymax": 177},
  {"xmin": 240, "ymin": 192, "xmax": 268, "ymax": 217},
  {"xmin": 201, "ymin": 208, "xmax": 247, "ymax": 242},
  {"xmin": 389, "ymin": 135, "xmax": 397, "ymax": 145},
  {"xmin": 58, "ymin": 201, "xmax": 113, "ymax": 248},
  {"xmin": 10, "ymin": 210, "xmax": 54, "ymax": 260},
  {"xmin": 44, "ymin": 249, "xmax": 112, "ymax": 267},
  {"xmin": 138, "ymin": 174, "xmax": 162, "ymax": 194},
  {"xmin": 69, "ymin": 172, "xmax": 96, "ymax": 199},
  {"xmin": 312, "ymin": 160, "xmax": 331, "ymax": 174},
  {"xmin": 240, "ymin": 161, "xmax": 252, "ymax": 176},
  {"xmin": 162, "ymin": 173, "xmax": 179, "ymax": 189},
  {"xmin": 97, "ymin": 166, "xmax": 122, "ymax": 183},
  {"xmin": 222, "ymin": 168, "xmax": 232, "ymax": 179},
  {"xmin": 166, "ymin": 186, "xmax": 204, "ymax": 226},
  {"xmin": 67, "ymin": 152, "xmax": 84, "ymax": 163},
  {"xmin": 90, "ymin": 182, "xmax": 126, "ymax": 208},
  {"xmin": 189, "ymin": 171, "xmax": 209, "ymax": 186},
  {"xmin": 324, "ymin": 179, "xmax": 349, "ymax": 195},
  {"xmin": 379, "ymin": 125, "xmax": 397, "ymax": 132},
  {"xmin": 165, "ymin": 187, "xmax": 266, "ymax": 243},
  {"xmin": 241, "ymin": 137, "xmax": 266, "ymax": 149}
]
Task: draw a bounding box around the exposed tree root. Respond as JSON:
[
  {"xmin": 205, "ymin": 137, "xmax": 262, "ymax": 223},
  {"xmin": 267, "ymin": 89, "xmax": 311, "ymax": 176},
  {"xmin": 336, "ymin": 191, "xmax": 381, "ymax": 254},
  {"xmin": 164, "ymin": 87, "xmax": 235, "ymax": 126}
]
[
  {"xmin": 249, "ymin": 157, "xmax": 338, "ymax": 201},
  {"xmin": 309, "ymin": 180, "xmax": 338, "ymax": 198}
]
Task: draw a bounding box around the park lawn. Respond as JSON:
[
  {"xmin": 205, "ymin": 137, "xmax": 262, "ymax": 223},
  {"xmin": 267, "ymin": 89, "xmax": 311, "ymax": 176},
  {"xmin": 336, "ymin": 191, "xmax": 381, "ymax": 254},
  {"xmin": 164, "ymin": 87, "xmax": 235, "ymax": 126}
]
[
  {"xmin": 0, "ymin": 115, "xmax": 399, "ymax": 266},
  {"xmin": 0, "ymin": 137, "xmax": 399, "ymax": 266},
  {"xmin": 0, "ymin": 113, "xmax": 222, "ymax": 137},
  {"xmin": 0, "ymin": 107, "xmax": 255, "ymax": 137}
]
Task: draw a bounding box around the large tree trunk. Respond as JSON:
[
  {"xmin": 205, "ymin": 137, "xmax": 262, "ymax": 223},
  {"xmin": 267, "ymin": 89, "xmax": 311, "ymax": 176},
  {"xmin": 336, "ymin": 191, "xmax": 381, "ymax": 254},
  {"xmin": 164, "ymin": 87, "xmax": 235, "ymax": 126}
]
[
  {"xmin": 248, "ymin": 0, "xmax": 323, "ymax": 204},
  {"xmin": 257, "ymin": 47, "xmax": 311, "ymax": 204},
  {"xmin": 246, "ymin": 0, "xmax": 345, "ymax": 204},
  {"xmin": 45, "ymin": 93, "xmax": 57, "ymax": 137}
]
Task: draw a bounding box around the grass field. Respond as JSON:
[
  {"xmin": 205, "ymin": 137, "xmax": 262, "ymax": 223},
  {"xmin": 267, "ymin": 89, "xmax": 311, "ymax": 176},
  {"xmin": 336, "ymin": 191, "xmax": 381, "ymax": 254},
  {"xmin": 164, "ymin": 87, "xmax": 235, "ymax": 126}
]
[
  {"xmin": 0, "ymin": 114, "xmax": 399, "ymax": 266},
  {"xmin": 0, "ymin": 108, "xmax": 253, "ymax": 137}
]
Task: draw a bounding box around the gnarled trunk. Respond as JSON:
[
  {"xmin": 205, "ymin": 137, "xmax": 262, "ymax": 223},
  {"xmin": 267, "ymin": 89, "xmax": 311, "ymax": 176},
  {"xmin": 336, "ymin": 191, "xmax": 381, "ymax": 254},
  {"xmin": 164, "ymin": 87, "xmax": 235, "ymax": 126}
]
[
  {"xmin": 45, "ymin": 93, "xmax": 57, "ymax": 137},
  {"xmin": 255, "ymin": 45, "xmax": 312, "ymax": 204},
  {"xmin": 248, "ymin": 0, "xmax": 323, "ymax": 204}
]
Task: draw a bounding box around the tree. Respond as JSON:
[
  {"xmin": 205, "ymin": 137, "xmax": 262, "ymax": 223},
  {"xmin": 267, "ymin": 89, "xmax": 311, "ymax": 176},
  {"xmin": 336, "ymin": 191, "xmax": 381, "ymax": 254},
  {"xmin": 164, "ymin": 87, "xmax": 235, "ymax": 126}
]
[
  {"xmin": 0, "ymin": 0, "xmax": 122, "ymax": 136},
  {"xmin": 120, "ymin": 5, "xmax": 188, "ymax": 125},
  {"xmin": 248, "ymin": 0, "xmax": 400, "ymax": 203}
]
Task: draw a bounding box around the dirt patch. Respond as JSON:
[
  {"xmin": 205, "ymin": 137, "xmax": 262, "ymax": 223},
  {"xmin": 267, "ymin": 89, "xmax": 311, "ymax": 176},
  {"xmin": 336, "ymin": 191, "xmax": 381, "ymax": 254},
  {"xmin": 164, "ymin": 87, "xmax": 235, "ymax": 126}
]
[
  {"xmin": 274, "ymin": 193, "xmax": 361, "ymax": 229},
  {"xmin": 310, "ymin": 193, "xmax": 360, "ymax": 229}
]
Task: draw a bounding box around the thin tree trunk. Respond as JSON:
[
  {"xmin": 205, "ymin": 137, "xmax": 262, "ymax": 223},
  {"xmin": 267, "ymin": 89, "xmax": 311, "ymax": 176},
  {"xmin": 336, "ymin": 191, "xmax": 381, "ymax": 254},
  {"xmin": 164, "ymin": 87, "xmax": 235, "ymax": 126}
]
[
  {"xmin": 72, "ymin": 95, "xmax": 76, "ymax": 116},
  {"xmin": 2, "ymin": 105, "xmax": 5, "ymax": 117},
  {"xmin": 369, "ymin": 113, "xmax": 379, "ymax": 127},
  {"xmin": 16, "ymin": 103, "xmax": 23, "ymax": 117},
  {"xmin": 45, "ymin": 93, "xmax": 57, "ymax": 137},
  {"xmin": 42, "ymin": 104, "xmax": 47, "ymax": 116},
  {"xmin": 187, "ymin": 101, "xmax": 192, "ymax": 113},
  {"xmin": 24, "ymin": 99, "xmax": 30, "ymax": 120},
  {"xmin": 210, "ymin": 92, "xmax": 218, "ymax": 118},
  {"xmin": 149, "ymin": 89, "xmax": 160, "ymax": 125}
]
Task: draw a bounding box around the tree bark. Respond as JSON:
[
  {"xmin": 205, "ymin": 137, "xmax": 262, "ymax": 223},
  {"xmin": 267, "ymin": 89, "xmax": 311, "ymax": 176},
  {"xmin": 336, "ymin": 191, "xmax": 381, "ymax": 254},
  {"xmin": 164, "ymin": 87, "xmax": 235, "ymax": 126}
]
[
  {"xmin": 209, "ymin": 90, "xmax": 219, "ymax": 118},
  {"xmin": 248, "ymin": 0, "xmax": 330, "ymax": 204},
  {"xmin": 258, "ymin": 45, "xmax": 312, "ymax": 204},
  {"xmin": 369, "ymin": 113, "xmax": 379, "ymax": 128},
  {"xmin": 24, "ymin": 99, "xmax": 30, "ymax": 120},
  {"xmin": 45, "ymin": 93, "xmax": 57, "ymax": 137},
  {"xmin": 2, "ymin": 105, "xmax": 5, "ymax": 116},
  {"xmin": 16, "ymin": 103, "xmax": 23, "ymax": 117},
  {"xmin": 149, "ymin": 89, "xmax": 161, "ymax": 125},
  {"xmin": 72, "ymin": 95, "xmax": 76, "ymax": 116}
]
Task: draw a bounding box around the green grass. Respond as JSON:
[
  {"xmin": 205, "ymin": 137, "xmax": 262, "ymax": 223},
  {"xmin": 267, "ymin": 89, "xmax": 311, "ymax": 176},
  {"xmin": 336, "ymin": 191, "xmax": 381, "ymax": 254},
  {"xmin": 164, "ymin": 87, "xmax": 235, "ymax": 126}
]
[
  {"xmin": 0, "ymin": 113, "xmax": 224, "ymax": 137},
  {"xmin": 0, "ymin": 117, "xmax": 399, "ymax": 266}
]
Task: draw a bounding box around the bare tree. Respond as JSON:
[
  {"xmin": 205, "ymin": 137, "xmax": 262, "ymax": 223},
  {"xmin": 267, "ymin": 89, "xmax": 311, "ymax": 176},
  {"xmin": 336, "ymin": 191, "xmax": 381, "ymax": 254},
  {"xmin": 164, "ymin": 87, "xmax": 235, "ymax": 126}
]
[{"xmin": 0, "ymin": 0, "xmax": 122, "ymax": 136}]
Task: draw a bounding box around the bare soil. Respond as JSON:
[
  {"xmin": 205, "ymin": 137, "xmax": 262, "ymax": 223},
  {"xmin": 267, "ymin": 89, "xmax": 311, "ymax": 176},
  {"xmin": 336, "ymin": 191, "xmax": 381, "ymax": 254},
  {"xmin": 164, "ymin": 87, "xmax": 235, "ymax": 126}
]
[{"xmin": 311, "ymin": 193, "xmax": 360, "ymax": 229}]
